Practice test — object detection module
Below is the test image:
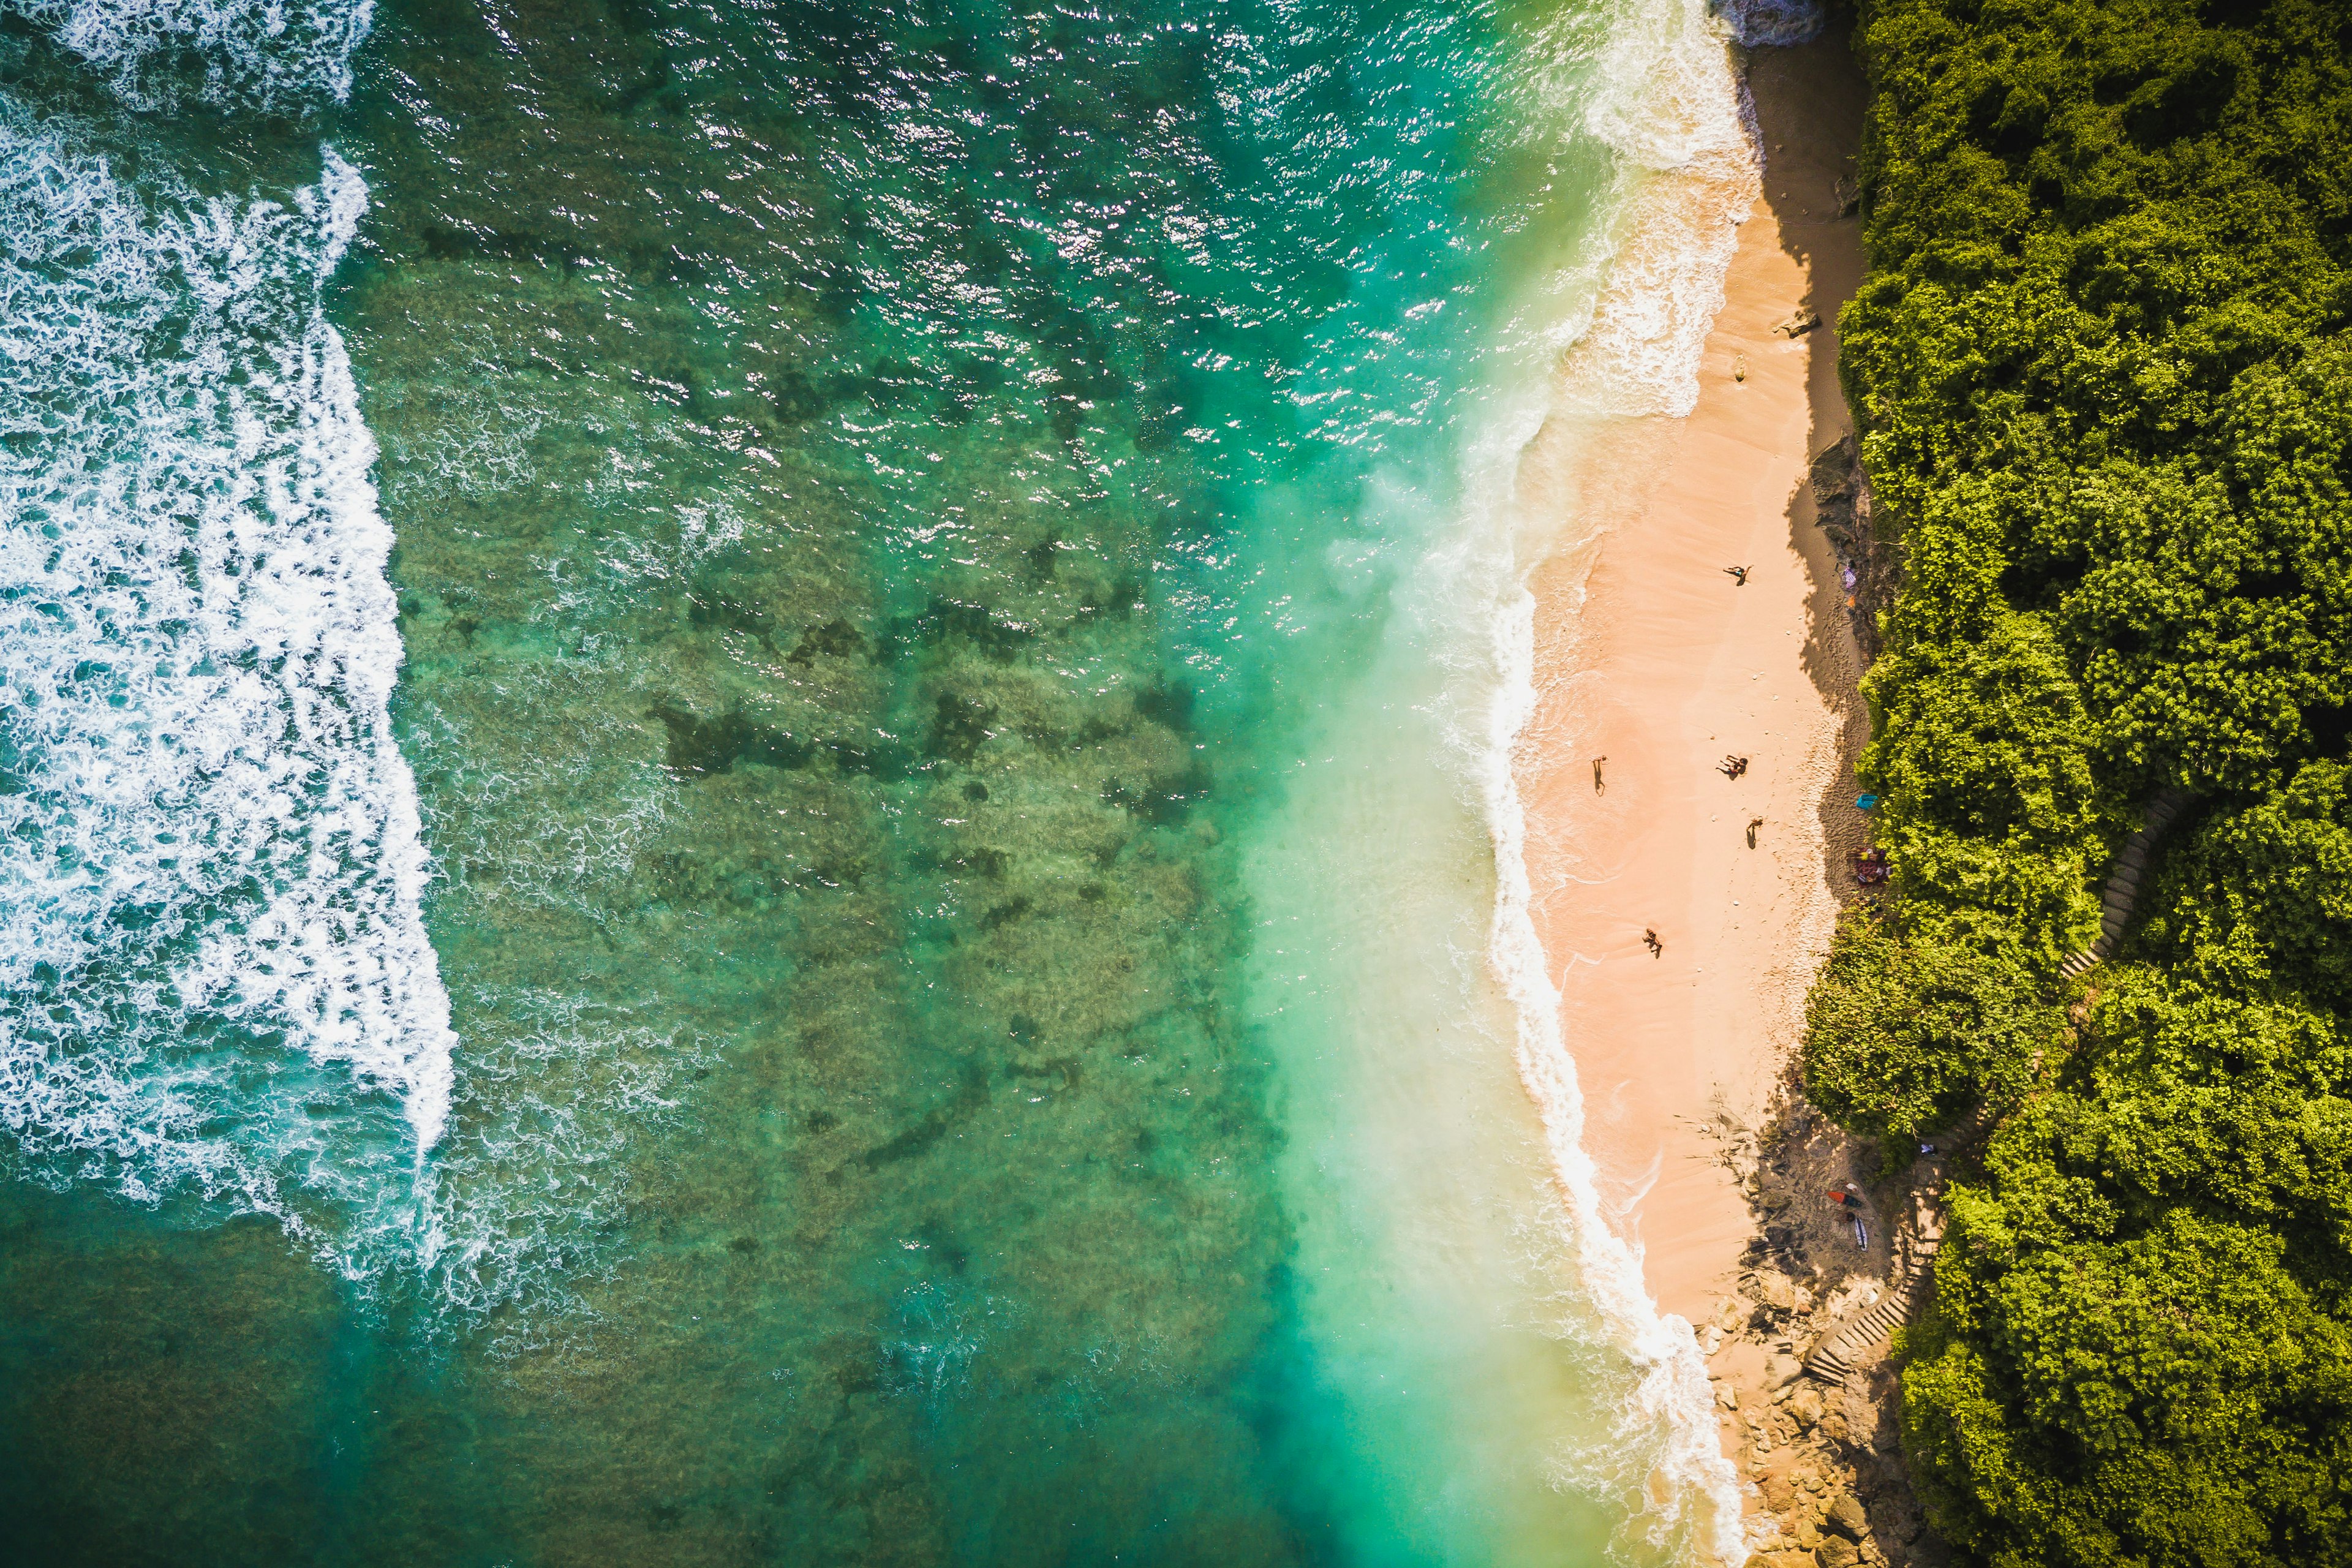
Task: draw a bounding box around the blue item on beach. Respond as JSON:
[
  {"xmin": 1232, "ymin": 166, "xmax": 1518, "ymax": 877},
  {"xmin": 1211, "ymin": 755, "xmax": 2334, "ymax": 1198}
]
[{"xmin": 1855, "ymin": 793, "xmax": 1879, "ymax": 810}]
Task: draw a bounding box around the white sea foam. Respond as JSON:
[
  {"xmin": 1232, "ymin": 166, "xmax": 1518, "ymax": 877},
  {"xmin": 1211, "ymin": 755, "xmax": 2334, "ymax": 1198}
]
[
  {"xmin": 1556, "ymin": 0, "xmax": 1762, "ymax": 420},
  {"xmin": 1482, "ymin": 587, "xmax": 1748, "ymax": 1566},
  {"xmin": 1450, "ymin": 0, "xmax": 1760, "ymax": 1561},
  {"xmin": 1400, "ymin": 473, "xmax": 1745, "ymax": 1564},
  {"xmin": 0, "ymin": 111, "xmax": 453, "ymax": 1267},
  {"xmin": 407, "ymin": 983, "xmax": 709, "ymax": 1338},
  {"xmin": 4, "ymin": 0, "xmax": 374, "ymax": 107},
  {"xmin": 1403, "ymin": 478, "xmax": 1745, "ymax": 1561}
]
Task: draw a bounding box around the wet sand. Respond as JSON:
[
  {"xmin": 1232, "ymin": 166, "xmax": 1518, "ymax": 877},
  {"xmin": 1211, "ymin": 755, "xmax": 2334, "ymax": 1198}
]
[{"xmin": 1512, "ymin": 23, "xmax": 1870, "ymax": 1426}]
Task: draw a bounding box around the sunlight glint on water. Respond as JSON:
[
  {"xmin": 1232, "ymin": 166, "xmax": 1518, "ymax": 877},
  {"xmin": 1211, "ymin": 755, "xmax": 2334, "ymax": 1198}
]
[{"xmin": 0, "ymin": 0, "xmax": 1787, "ymax": 1561}]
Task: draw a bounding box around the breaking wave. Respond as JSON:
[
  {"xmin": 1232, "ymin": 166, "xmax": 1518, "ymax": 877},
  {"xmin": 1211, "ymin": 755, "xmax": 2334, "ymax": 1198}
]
[
  {"xmin": 1478, "ymin": 0, "xmax": 1766, "ymax": 1558},
  {"xmin": 1, "ymin": 0, "xmax": 374, "ymax": 108},
  {"xmin": 1558, "ymin": 0, "xmax": 1762, "ymax": 420},
  {"xmin": 0, "ymin": 109, "xmax": 453, "ymax": 1274}
]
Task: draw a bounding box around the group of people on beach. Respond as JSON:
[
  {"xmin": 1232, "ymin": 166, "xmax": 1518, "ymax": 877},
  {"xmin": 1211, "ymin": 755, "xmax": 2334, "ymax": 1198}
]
[
  {"xmin": 1603, "ymin": 562, "xmax": 1784, "ymax": 960},
  {"xmin": 1602, "ymin": 750, "xmax": 1765, "ymax": 960}
]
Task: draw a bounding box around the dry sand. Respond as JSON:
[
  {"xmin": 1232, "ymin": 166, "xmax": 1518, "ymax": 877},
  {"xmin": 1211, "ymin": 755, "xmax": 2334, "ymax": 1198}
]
[{"xmin": 1510, "ymin": 24, "xmax": 1872, "ymax": 1484}]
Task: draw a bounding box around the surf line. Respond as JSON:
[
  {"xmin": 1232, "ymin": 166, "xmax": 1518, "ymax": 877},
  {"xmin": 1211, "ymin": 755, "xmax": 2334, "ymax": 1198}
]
[
  {"xmin": 0, "ymin": 115, "xmax": 455, "ymax": 1254},
  {"xmin": 1481, "ymin": 0, "xmax": 1790, "ymax": 1559}
]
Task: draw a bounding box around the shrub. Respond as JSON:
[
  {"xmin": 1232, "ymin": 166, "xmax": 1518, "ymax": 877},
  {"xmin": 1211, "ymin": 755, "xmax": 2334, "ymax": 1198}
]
[{"xmin": 1804, "ymin": 911, "xmax": 2056, "ymax": 1141}]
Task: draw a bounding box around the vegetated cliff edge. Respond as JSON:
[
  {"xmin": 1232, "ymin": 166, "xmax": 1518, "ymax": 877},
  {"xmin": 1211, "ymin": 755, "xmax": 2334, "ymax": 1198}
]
[{"xmin": 1800, "ymin": 2, "xmax": 2352, "ymax": 1565}]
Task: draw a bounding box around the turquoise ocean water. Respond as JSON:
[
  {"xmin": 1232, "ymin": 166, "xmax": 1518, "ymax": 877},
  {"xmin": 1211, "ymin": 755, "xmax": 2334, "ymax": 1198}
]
[{"xmin": 0, "ymin": 0, "xmax": 1812, "ymax": 1561}]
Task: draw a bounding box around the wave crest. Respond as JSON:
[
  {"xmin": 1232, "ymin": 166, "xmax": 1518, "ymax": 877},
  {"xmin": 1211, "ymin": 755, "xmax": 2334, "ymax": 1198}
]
[
  {"xmin": 2, "ymin": 0, "xmax": 374, "ymax": 108},
  {"xmin": 0, "ymin": 114, "xmax": 452, "ymax": 1270},
  {"xmin": 1556, "ymin": 0, "xmax": 1760, "ymax": 420}
]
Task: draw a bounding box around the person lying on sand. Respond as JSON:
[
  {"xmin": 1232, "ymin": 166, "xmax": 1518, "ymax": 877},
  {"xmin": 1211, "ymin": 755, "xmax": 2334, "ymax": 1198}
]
[
  {"xmin": 1722, "ymin": 565, "xmax": 1749, "ymax": 585},
  {"xmin": 1642, "ymin": 927, "xmax": 1662, "ymax": 957},
  {"xmin": 1717, "ymin": 755, "xmax": 1748, "ymax": 779},
  {"xmin": 1746, "ymin": 815, "xmax": 1764, "ymax": 848},
  {"xmin": 1592, "ymin": 756, "xmax": 1605, "ymax": 794}
]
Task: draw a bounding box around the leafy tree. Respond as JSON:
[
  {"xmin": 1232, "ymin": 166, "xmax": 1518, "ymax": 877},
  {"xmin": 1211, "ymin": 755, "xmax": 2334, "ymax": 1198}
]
[
  {"xmin": 1859, "ymin": 607, "xmax": 2103, "ymax": 962},
  {"xmin": 1809, "ymin": 1, "xmax": 2352, "ymax": 1559},
  {"xmin": 1905, "ymin": 1208, "xmax": 2352, "ymax": 1568},
  {"xmin": 2148, "ymin": 761, "xmax": 2352, "ymax": 1008},
  {"xmin": 1805, "ymin": 910, "xmax": 2059, "ymax": 1140}
]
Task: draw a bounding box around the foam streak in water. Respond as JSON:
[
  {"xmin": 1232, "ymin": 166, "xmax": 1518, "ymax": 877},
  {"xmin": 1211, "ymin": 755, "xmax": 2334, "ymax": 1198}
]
[
  {"xmin": 1556, "ymin": 0, "xmax": 1762, "ymax": 420},
  {"xmin": 3, "ymin": 0, "xmax": 375, "ymax": 108},
  {"xmin": 0, "ymin": 116, "xmax": 453, "ymax": 1262},
  {"xmin": 1483, "ymin": 589, "xmax": 1747, "ymax": 1565},
  {"xmin": 1485, "ymin": 0, "xmax": 1760, "ymax": 1560}
]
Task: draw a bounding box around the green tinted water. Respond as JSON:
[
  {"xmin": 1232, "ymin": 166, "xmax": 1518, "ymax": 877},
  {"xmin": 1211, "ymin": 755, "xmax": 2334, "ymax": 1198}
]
[{"xmin": 0, "ymin": 0, "xmax": 1757, "ymax": 1561}]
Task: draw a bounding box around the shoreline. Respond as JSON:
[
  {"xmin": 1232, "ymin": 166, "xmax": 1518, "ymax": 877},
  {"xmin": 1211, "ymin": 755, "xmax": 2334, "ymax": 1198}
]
[{"xmin": 1506, "ymin": 28, "xmax": 1911, "ymax": 1562}]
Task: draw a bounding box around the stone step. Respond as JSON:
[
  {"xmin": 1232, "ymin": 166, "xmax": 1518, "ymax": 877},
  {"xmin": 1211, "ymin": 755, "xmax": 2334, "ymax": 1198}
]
[{"xmin": 2067, "ymin": 793, "xmax": 2196, "ymax": 980}]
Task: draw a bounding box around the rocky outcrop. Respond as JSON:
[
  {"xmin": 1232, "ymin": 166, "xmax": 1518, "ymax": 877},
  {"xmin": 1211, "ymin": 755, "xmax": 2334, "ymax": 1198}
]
[
  {"xmin": 1747, "ymin": 1450, "xmax": 1930, "ymax": 1568},
  {"xmin": 1702, "ymin": 1096, "xmax": 1948, "ymax": 1565},
  {"xmin": 1809, "ymin": 435, "xmax": 1900, "ymax": 665}
]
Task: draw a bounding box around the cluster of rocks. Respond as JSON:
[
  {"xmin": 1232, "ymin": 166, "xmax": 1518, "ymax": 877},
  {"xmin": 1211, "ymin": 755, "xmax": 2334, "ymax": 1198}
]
[
  {"xmin": 1808, "ymin": 434, "xmax": 1900, "ymax": 665},
  {"xmin": 1705, "ymin": 1305, "xmax": 1941, "ymax": 1566},
  {"xmin": 1709, "ymin": 1321, "xmax": 1828, "ymax": 1454},
  {"xmin": 1696, "ymin": 1101, "xmax": 1950, "ymax": 1567},
  {"xmin": 1750, "ymin": 1465, "xmax": 1882, "ymax": 1568}
]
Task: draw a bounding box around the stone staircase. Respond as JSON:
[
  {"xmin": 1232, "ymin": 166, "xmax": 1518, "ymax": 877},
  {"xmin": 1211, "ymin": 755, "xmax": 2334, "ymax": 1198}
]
[
  {"xmin": 1801, "ymin": 791, "xmax": 2196, "ymax": 1389},
  {"xmin": 1802, "ymin": 1193, "xmax": 1943, "ymax": 1389},
  {"xmin": 2059, "ymin": 789, "xmax": 2195, "ymax": 979}
]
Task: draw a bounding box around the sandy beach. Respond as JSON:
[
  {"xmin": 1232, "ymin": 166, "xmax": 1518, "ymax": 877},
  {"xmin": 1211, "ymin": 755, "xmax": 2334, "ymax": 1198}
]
[{"xmin": 1512, "ymin": 23, "xmax": 1872, "ymax": 1506}]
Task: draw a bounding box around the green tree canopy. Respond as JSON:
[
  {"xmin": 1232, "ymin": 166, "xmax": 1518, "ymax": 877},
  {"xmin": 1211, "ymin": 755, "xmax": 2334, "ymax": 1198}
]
[
  {"xmin": 1812, "ymin": 2, "xmax": 2352, "ymax": 1560},
  {"xmin": 1804, "ymin": 910, "xmax": 2058, "ymax": 1140}
]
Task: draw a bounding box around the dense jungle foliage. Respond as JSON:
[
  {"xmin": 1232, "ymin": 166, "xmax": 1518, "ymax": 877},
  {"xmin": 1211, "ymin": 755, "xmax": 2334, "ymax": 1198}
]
[{"xmin": 1804, "ymin": 2, "xmax": 2352, "ymax": 1563}]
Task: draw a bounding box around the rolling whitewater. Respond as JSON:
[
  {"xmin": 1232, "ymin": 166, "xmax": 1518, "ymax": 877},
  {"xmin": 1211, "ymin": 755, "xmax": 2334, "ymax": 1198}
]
[{"xmin": 0, "ymin": 0, "xmax": 1815, "ymax": 1562}]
